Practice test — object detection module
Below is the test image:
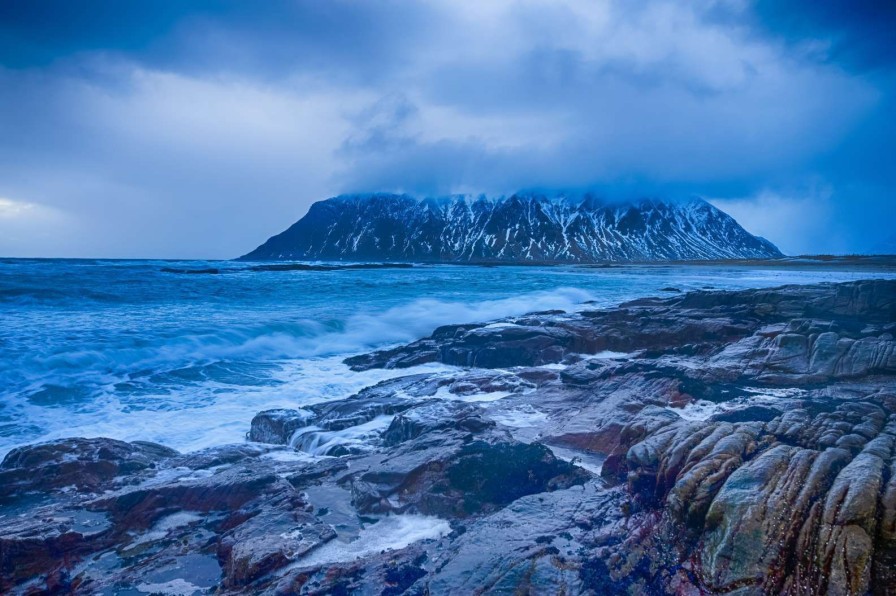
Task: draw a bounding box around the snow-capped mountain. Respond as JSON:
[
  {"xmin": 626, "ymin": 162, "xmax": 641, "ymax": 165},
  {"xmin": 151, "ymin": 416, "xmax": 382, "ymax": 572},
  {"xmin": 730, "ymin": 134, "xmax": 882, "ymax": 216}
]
[{"xmin": 240, "ymin": 193, "xmax": 783, "ymax": 262}]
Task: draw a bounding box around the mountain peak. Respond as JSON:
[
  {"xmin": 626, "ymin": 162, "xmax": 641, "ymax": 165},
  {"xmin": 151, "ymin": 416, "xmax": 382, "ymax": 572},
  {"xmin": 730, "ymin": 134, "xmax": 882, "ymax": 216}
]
[{"xmin": 241, "ymin": 192, "xmax": 783, "ymax": 262}]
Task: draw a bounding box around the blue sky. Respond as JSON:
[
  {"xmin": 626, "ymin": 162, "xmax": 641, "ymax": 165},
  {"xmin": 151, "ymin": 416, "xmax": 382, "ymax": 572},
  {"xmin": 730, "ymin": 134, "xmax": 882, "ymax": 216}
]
[{"xmin": 0, "ymin": 0, "xmax": 893, "ymax": 257}]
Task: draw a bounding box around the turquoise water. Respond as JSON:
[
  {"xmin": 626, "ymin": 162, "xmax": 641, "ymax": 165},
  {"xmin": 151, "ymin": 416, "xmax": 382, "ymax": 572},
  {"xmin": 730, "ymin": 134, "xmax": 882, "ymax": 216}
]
[{"xmin": 1, "ymin": 259, "xmax": 892, "ymax": 456}]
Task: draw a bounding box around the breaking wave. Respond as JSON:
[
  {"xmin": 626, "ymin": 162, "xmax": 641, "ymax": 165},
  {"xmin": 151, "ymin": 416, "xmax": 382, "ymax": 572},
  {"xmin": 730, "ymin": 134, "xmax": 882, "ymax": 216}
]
[
  {"xmin": 0, "ymin": 286, "xmax": 593, "ymax": 457},
  {"xmin": 4, "ymin": 258, "xmax": 888, "ymax": 458}
]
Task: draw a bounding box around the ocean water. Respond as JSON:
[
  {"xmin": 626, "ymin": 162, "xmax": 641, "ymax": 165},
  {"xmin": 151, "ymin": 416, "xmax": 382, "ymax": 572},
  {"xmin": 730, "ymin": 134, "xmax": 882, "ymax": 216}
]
[{"xmin": 1, "ymin": 258, "xmax": 892, "ymax": 457}]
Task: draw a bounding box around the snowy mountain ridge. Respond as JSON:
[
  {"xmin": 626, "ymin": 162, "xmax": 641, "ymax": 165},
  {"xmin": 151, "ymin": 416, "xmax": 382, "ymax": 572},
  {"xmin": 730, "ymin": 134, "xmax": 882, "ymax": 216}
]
[{"xmin": 241, "ymin": 192, "xmax": 783, "ymax": 262}]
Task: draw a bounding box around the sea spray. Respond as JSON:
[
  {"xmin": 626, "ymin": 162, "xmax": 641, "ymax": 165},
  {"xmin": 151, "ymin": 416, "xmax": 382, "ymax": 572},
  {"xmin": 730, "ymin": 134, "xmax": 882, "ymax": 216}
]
[{"xmin": 1, "ymin": 258, "xmax": 890, "ymax": 457}]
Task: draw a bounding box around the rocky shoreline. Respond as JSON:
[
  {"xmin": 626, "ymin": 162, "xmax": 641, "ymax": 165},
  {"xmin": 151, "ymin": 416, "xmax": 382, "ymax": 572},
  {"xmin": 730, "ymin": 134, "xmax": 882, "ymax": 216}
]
[{"xmin": 2, "ymin": 279, "xmax": 895, "ymax": 594}]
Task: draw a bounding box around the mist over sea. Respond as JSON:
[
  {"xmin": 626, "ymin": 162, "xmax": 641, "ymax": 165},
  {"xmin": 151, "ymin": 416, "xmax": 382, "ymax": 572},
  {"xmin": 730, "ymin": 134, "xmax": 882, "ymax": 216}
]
[{"xmin": 1, "ymin": 259, "xmax": 892, "ymax": 457}]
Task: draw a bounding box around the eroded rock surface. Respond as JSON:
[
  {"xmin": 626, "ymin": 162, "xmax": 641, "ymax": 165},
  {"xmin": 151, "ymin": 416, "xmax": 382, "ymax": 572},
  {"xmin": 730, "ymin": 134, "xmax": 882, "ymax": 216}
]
[{"xmin": 2, "ymin": 279, "xmax": 895, "ymax": 594}]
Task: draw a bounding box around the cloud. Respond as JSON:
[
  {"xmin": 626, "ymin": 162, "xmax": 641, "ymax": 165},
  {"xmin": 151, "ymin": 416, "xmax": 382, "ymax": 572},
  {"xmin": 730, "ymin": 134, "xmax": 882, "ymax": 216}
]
[
  {"xmin": 0, "ymin": 0, "xmax": 892, "ymax": 256},
  {"xmin": 0, "ymin": 197, "xmax": 37, "ymax": 218},
  {"xmin": 0, "ymin": 197, "xmax": 69, "ymax": 257},
  {"xmin": 711, "ymin": 181, "xmax": 896, "ymax": 256},
  {"xmin": 0, "ymin": 64, "xmax": 367, "ymax": 257},
  {"xmin": 751, "ymin": 0, "xmax": 896, "ymax": 72},
  {"xmin": 0, "ymin": 0, "xmax": 440, "ymax": 81},
  {"xmin": 710, "ymin": 189, "xmax": 835, "ymax": 255}
]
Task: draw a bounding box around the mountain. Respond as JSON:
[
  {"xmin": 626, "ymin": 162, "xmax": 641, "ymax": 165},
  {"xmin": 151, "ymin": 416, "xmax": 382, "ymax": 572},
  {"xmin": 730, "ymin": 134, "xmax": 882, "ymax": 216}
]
[{"xmin": 240, "ymin": 193, "xmax": 783, "ymax": 262}]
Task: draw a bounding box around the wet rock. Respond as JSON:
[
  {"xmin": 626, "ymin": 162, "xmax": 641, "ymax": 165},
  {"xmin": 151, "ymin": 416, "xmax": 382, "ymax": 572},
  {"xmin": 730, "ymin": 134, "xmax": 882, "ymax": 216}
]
[
  {"xmin": 250, "ymin": 376, "xmax": 451, "ymax": 453},
  {"xmin": 0, "ymin": 510, "xmax": 112, "ymax": 590},
  {"xmin": 811, "ymin": 435, "xmax": 893, "ymax": 595},
  {"xmin": 426, "ymin": 483, "xmax": 621, "ymax": 594},
  {"xmin": 351, "ymin": 279, "xmax": 896, "ymax": 374},
  {"xmin": 89, "ymin": 465, "xmax": 285, "ymax": 531},
  {"xmin": 5, "ymin": 280, "xmax": 896, "ymax": 594},
  {"xmin": 447, "ymin": 370, "xmax": 535, "ymax": 395},
  {"xmin": 0, "ymin": 438, "xmax": 177, "ymax": 501},
  {"xmin": 700, "ymin": 444, "xmax": 852, "ymax": 592},
  {"xmin": 381, "ymin": 402, "xmax": 493, "ymax": 446},
  {"xmin": 438, "ymin": 441, "xmax": 591, "ymax": 515},
  {"xmin": 344, "ymin": 344, "xmax": 440, "ymax": 370},
  {"xmin": 347, "ymin": 435, "xmax": 590, "ymax": 518},
  {"xmin": 276, "ymin": 543, "xmax": 434, "ymax": 595},
  {"xmin": 172, "ymin": 442, "xmax": 274, "ymax": 469},
  {"xmin": 218, "ymin": 498, "xmax": 336, "ymax": 588},
  {"xmin": 249, "ymin": 409, "xmax": 314, "ymax": 444}
]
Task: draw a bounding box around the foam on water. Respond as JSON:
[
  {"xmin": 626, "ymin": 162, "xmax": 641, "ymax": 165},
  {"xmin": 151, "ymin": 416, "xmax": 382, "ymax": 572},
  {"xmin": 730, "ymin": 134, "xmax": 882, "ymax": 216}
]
[
  {"xmin": 136, "ymin": 579, "xmax": 203, "ymax": 596},
  {"xmin": 262, "ymin": 449, "xmax": 325, "ymax": 463},
  {"xmin": 668, "ymin": 400, "xmax": 724, "ymax": 421},
  {"xmin": 590, "ymin": 350, "xmax": 631, "ymax": 359},
  {"xmin": 742, "ymin": 386, "xmax": 807, "ymax": 399},
  {"xmin": 128, "ymin": 512, "xmax": 202, "ymax": 549},
  {"xmin": 1, "ymin": 259, "xmax": 890, "ymax": 457},
  {"xmin": 667, "ymin": 386, "xmax": 806, "ymax": 421},
  {"xmin": 2, "ymin": 358, "xmax": 453, "ymax": 456},
  {"xmin": 489, "ymin": 405, "xmax": 548, "ymax": 427},
  {"xmin": 546, "ymin": 444, "xmax": 605, "ymax": 475},
  {"xmin": 294, "ymin": 514, "xmax": 451, "ymax": 568},
  {"xmin": 429, "ymin": 386, "xmax": 514, "ymax": 403},
  {"xmin": 290, "ymin": 414, "xmax": 396, "ymax": 455}
]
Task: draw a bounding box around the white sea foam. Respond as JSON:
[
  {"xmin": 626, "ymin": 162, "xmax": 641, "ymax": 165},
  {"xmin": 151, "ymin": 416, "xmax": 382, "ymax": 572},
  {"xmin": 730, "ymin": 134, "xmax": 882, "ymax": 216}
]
[
  {"xmin": 1, "ymin": 286, "xmax": 598, "ymax": 457},
  {"xmin": 537, "ymin": 363, "xmax": 567, "ymax": 370},
  {"xmin": 546, "ymin": 444, "xmax": 605, "ymax": 475},
  {"xmin": 741, "ymin": 386, "xmax": 806, "ymax": 399},
  {"xmin": 312, "ymin": 287, "xmax": 594, "ymax": 357},
  {"xmin": 667, "ymin": 387, "xmax": 799, "ymax": 422},
  {"xmin": 590, "ymin": 350, "xmax": 630, "ymax": 359},
  {"xmin": 429, "ymin": 386, "xmax": 512, "ymax": 403},
  {"xmin": 1, "ymin": 358, "xmax": 455, "ymax": 457},
  {"xmin": 668, "ymin": 400, "xmax": 723, "ymax": 421},
  {"xmin": 291, "ymin": 414, "xmax": 395, "ymax": 455},
  {"xmin": 295, "ymin": 514, "xmax": 451, "ymax": 568},
  {"xmin": 489, "ymin": 405, "xmax": 547, "ymax": 428},
  {"xmin": 128, "ymin": 511, "xmax": 202, "ymax": 548},
  {"xmin": 4, "ymin": 261, "xmax": 890, "ymax": 458},
  {"xmin": 136, "ymin": 579, "xmax": 202, "ymax": 596},
  {"xmin": 262, "ymin": 449, "xmax": 325, "ymax": 463}
]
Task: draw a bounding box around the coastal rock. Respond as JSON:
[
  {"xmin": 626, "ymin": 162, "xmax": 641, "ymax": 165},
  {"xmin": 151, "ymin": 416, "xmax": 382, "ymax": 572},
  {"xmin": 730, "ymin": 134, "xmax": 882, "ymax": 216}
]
[
  {"xmin": 4, "ymin": 280, "xmax": 896, "ymax": 594},
  {"xmin": 382, "ymin": 402, "xmax": 494, "ymax": 446},
  {"xmin": 217, "ymin": 497, "xmax": 337, "ymax": 589},
  {"xmin": 0, "ymin": 509, "xmax": 113, "ymax": 590},
  {"xmin": 0, "ymin": 437, "xmax": 177, "ymax": 500},
  {"xmin": 249, "ymin": 409, "xmax": 314, "ymax": 444}
]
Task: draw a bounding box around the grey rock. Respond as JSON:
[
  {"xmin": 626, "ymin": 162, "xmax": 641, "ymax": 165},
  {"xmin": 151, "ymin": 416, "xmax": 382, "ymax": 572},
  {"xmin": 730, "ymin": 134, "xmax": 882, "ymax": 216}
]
[{"xmin": 5, "ymin": 280, "xmax": 896, "ymax": 595}]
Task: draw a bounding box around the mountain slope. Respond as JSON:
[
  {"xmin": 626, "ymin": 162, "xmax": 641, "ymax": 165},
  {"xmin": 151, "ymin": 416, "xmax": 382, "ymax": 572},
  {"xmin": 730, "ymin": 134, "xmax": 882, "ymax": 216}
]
[{"xmin": 241, "ymin": 193, "xmax": 783, "ymax": 262}]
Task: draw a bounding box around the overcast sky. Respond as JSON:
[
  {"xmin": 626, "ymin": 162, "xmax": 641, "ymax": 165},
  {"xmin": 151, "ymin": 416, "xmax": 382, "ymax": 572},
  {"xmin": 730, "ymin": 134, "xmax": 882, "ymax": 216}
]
[{"xmin": 0, "ymin": 0, "xmax": 893, "ymax": 258}]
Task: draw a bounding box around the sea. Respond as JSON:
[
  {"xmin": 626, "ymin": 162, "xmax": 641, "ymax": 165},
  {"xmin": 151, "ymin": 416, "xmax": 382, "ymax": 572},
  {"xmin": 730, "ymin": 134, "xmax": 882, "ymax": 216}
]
[{"xmin": 1, "ymin": 258, "xmax": 893, "ymax": 458}]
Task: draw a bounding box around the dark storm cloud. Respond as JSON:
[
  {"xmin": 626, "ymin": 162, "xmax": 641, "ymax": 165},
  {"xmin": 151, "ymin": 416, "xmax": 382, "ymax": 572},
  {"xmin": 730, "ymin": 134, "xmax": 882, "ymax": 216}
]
[
  {"xmin": 752, "ymin": 0, "xmax": 896, "ymax": 71},
  {"xmin": 0, "ymin": 1, "xmax": 893, "ymax": 257},
  {"xmin": 0, "ymin": 0, "xmax": 197, "ymax": 67},
  {"xmin": 0, "ymin": 0, "xmax": 437, "ymax": 81},
  {"xmin": 745, "ymin": 0, "xmax": 896, "ymax": 252}
]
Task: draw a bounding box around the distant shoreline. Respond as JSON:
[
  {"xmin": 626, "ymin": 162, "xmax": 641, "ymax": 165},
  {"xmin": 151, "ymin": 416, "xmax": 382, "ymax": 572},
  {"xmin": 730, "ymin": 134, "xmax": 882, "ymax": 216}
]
[
  {"xmin": 2, "ymin": 254, "xmax": 896, "ymax": 271},
  {"xmin": 232, "ymin": 254, "xmax": 896, "ymax": 270}
]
